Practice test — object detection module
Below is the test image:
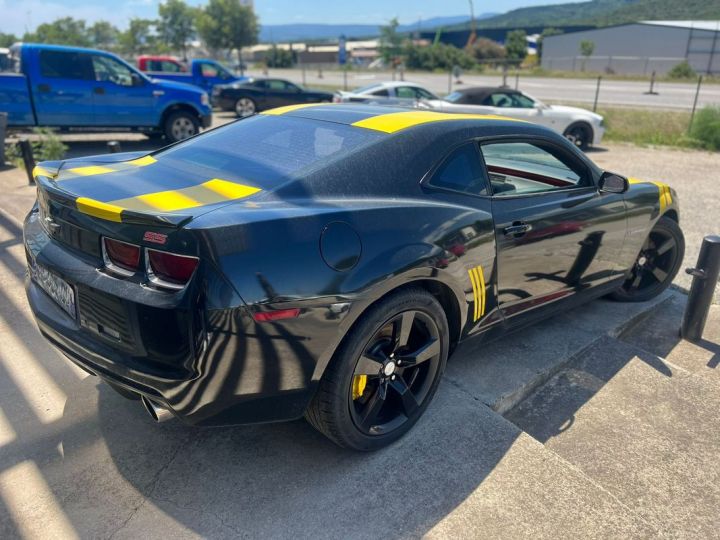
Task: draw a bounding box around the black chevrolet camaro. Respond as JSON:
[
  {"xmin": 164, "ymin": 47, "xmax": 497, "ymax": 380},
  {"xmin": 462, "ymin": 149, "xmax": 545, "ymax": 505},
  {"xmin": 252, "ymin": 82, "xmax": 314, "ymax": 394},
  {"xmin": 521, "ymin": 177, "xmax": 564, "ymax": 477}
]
[
  {"xmin": 212, "ymin": 78, "xmax": 334, "ymax": 117},
  {"xmin": 25, "ymin": 104, "xmax": 684, "ymax": 450}
]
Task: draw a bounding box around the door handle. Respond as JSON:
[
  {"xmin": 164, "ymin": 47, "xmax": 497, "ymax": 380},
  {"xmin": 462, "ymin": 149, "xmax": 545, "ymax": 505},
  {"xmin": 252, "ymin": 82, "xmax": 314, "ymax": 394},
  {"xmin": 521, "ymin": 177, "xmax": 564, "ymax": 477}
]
[
  {"xmin": 93, "ymin": 87, "xmax": 105, "ymax": 95},
  {"xmin": 38, "ymin": 83, "xmax": 51, "ymax": 92},
  {"xmin": 503, "ymin": 222, "xmax": 533, "ymax": 237}
]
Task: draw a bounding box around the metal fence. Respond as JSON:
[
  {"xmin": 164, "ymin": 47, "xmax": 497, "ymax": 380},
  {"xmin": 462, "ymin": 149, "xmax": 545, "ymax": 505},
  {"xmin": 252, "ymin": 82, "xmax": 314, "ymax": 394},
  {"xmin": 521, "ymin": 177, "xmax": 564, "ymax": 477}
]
[{"xmin": 543, "ymin": 56, "xmax": 688, "ymax": 75}]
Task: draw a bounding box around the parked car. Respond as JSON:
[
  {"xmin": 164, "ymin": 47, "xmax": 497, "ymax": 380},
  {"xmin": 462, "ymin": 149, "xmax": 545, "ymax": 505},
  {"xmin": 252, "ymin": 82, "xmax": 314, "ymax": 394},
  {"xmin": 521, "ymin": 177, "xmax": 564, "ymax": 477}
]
[
  {"xmin": 137, "ymin": 54, "xmax": 187, "ymax": 73},
  {"xmin": 423, "ymin": 87, "xmax": 605, "ymax": 150},
  {"xmin": 1, "ymin": 43, "xmax": 212, "ymax": 142},
  {"xmin": 335, "ymin": 81, "xmax": 439, "ymax": 106},
  {"xmin": 139, "ymin": 56, "xmax": 248, "ymax": 93},
  {"xmin": 213, "ymin": 78, "xmax": 334, "ymax": 116},
  {"xmin": 25, "ymin": 104, "xmax": 683, "ymax": 451}
]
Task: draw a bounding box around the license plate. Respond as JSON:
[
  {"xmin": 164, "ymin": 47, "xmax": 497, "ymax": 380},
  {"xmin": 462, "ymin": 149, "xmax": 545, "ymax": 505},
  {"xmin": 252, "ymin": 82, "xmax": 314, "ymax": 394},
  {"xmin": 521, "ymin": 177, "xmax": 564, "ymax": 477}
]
[{"xmin": 30, "ymin": 259, "xmax": 77, "ymax": 320}]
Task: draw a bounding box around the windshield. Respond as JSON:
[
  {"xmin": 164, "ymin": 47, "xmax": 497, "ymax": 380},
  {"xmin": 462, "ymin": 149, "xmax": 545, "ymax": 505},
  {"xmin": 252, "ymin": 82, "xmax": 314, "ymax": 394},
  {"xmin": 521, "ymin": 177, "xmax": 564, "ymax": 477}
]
[
  {"xmin": 155, "ymin": 115, "xmax": 383, "ymax": 190},
  {"xmin": 444, "ymin": 91, "xmax": 463, "ymax": 103}
]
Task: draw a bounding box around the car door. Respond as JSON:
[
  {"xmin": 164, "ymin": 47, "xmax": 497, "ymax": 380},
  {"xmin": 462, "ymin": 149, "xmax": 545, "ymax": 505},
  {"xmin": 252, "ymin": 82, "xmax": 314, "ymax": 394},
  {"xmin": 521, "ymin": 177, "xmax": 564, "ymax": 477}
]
[
  {"xmin": 482, "ymin": 138, "xmax": 627, "ymax": 325},
  {"xmin": 263, "ymin": 79, "xmax": 303, "ymax": 107},
  {"xmin": 90, "ymin": 53, "xmax": 155, "ymax": 127},
  {"xmin": 421, "ymin": 142, "xmax": 502, "ymax": 335},
  {"xmin": 394, "ymin": 85, "xmax": 423, "ymax": 106},
  {"xmin": 196, "ymin": 60, "xmax": 233, "ymax": 91},
  {"xmin": 34, "ymin": 49, "xmax": 95, "ymax": 126}
]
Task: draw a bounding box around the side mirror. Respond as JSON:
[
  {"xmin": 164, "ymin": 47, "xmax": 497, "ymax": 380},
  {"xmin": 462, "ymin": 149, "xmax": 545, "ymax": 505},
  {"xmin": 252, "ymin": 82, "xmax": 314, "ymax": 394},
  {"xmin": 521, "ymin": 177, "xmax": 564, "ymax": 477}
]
[
  {"xmin": 131, "ymin": 73, "xmax": 144, "ymax": 87},
  {"xmin": 599, "ymin": 171, "xmax": 629, "ymax": 194}
]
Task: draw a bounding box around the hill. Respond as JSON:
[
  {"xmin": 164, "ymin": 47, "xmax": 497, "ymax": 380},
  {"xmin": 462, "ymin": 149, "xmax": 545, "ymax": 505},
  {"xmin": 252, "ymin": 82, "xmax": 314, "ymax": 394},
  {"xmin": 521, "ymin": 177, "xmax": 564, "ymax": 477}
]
[
  {"xmin": 258, "ymin": 14, "xmax": 497, "ymax": 42},
  {"xmin": 445, "ymin": 0, "xmax": 720, "ymax": 29}
]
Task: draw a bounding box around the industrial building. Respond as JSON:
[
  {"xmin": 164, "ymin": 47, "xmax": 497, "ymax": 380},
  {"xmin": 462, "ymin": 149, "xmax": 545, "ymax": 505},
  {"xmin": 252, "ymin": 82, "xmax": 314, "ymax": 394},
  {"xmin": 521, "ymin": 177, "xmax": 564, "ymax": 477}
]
[{"xmin": 541, "ymin": 21, "xmax": 720, "ymax": 75}]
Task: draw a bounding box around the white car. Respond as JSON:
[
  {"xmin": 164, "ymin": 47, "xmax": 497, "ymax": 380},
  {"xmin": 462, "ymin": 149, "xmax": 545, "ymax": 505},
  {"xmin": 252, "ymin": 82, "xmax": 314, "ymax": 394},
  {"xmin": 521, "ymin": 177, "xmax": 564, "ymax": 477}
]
[
  {"xmin": 335, "ymin": 81, "xmax": 439, "ymax": 106},
  {"xmin": 423, "ymin": 87, "xmax": 605, "ymax": 150}
]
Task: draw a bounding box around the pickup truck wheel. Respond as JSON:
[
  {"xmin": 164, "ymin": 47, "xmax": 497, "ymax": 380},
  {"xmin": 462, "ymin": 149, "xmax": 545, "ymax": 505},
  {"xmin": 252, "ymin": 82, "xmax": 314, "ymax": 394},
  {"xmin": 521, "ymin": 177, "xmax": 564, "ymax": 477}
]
[
  {"xmin": 563, "ymin": 123, "xmax": 592, "ymax": 151},
  {"xmin": 164, "ymin": 111, "xmax": 199, "ymax": 142},
  {"xmin": 235, "ymin": 97, "xmax": 256, "ymax": 117}
]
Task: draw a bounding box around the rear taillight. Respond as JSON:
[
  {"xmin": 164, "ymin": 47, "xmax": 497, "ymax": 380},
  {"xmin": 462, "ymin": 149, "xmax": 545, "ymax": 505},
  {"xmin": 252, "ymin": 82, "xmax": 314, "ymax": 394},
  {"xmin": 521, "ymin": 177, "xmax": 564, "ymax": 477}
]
[
  {"xmin": 146, "ymin": 249, "xmax": 199, "ymax": 290},
  {"xmin": 101, "ymin": 237, "xmax": 198, "ymax": 291},
  {"xmin": 103, "ymin": 237, "xmax": 141, "ymax": 275}
]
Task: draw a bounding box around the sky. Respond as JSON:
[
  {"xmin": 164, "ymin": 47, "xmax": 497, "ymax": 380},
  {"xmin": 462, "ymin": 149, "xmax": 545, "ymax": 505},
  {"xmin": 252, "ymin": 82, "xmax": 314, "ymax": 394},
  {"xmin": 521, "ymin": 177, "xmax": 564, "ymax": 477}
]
[{"xmin": 1, "ymin": 0, "xmax": 576, "ymax": 35}]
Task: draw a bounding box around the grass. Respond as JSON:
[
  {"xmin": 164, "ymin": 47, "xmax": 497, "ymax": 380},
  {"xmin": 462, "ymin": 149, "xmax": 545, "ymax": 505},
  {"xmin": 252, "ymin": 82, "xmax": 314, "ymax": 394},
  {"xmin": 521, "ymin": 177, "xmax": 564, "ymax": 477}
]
[{"xmin": 598, "ymin": 107, "xmax": 694, "ymax": 147}]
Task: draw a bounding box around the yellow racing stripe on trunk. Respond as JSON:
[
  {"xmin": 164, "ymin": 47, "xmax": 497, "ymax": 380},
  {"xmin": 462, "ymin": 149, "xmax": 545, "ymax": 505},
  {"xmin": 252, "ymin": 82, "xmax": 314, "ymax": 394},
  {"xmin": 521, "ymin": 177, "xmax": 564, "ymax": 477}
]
[
  {"xmin": 76, "ymin": 197, "xmax": 123, "ymax": 222},
  {"xmin": 66, "ymin": 165, "xmax": 116, "ymax": 176},
  {"xmin": 108, "ymin": 178, "xmax": 261, "ymax": 214},
  {"xmin": 352, "ymin": 111, "xmax": 523, "ymax": 133},
  {"xmin": 127, "ymin": 155, "xmax": 157, "ymax": 167}
]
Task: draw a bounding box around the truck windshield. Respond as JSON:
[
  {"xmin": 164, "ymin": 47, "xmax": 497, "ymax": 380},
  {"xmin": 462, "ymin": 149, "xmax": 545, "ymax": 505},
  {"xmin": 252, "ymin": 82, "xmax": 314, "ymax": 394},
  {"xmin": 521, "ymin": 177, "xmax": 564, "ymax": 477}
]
[{"xmin": 155, "ymin": 115, "xmax": 383, "ymax": 189}]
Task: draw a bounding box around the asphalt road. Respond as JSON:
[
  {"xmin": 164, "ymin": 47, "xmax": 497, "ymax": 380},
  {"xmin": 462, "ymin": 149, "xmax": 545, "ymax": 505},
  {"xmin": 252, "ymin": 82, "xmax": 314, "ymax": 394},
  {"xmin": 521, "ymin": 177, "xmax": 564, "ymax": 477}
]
[{"xmin": 261, "ymin": 68, "xmax": 720, "ymax": 110}]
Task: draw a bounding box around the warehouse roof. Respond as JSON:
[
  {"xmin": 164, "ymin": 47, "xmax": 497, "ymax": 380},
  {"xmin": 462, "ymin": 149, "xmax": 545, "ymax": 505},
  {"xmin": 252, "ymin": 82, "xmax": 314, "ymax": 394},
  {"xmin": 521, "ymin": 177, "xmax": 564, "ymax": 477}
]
[{"xmin": 640, "ymin": 20, "xmax": 720, "ymax": 32}]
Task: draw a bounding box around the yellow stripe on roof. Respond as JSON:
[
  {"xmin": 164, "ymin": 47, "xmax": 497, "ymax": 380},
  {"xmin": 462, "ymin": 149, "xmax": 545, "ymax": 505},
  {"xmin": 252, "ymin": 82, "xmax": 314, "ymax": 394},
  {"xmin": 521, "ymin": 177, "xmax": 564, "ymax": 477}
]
[
  {"xmin": 261, "ymin": 103, "xmax": 324, "ymax": 116},
  {"xmin": 352, "ymin": 111, "xmax": 523, "ymax": 133},
  {"xmin": 127, "ymin": 155, "xmax": 157, "ymax": 167},
  {"xmin": 76, "ymin": 197, "xmax": 123, "ymax": 222}
]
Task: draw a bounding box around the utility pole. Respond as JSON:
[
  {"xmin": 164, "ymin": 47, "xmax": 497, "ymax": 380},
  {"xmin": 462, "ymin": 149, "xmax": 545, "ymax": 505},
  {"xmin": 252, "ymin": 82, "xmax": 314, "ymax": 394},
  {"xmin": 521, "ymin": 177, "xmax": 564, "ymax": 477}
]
[{"xmin": 466, "ymin": 0, "xmax": 477, "ymax": 48}]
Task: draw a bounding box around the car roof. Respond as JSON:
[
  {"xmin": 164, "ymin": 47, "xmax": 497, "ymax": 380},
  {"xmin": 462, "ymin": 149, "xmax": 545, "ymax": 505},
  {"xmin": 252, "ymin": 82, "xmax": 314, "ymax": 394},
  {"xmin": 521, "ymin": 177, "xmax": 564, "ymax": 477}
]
[
  {"xmin": 453, "ymin": 87, "xmax": 523, "ymax": 99},
  {"xmin": 263, "ymin": 103, "xmax": 526, "ymax": 134}
]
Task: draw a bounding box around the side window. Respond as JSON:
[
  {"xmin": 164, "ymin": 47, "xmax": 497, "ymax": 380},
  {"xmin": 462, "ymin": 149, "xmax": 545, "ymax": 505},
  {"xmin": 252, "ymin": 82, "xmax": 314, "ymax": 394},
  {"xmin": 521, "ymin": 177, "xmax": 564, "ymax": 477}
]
[
  {"xmin": 91, "ymin": 55, "xmax": 135, "ymax": 86},
  {"xmin": 396, "ymin": 86, "xmax": 418, "ymax": 99},
  {"xmin": 267, "ymin": 80, "xmax": 288, "ymax": 91},
  {"xmin": 484, "ymin": 92, "xmax": 515, "ymax": 107},
  {"xmin": 39, "ymin": 50, "xmax": 93, "ymax": 80},
  {"xmin": 200, "ymin": 63, "xmax": 219, "ymax": 77},
  {"xmin": 252, "ymin": 80, "xmax": 266, "ymax": 89},
  {"xmin": 370, "ymin": 88, "xmax": 389, "ymax": 97},
  {"xmin": 427, "ymin": 143, "xmax": 488, "ymax": 196},
  {"xmin": 481, "ymin": 142, "xmax": 589, "ymax": 197},
  {"xmin": 415, "ymin": 87, "xmax": 437, "ymax": 100},
  {"xmin": 514, "ymin": 93, "xmax": 535, "ymax": 108},
  {"xmin": 161, "ymin": 61, "xmax": 181, "ymax": 72}
]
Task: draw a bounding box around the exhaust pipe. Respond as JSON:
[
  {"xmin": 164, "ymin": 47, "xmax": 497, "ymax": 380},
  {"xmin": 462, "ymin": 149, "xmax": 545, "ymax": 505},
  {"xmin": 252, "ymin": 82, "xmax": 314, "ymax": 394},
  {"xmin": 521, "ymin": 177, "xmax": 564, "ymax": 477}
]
[{"xmin": 141, "ymin": 396, "xmax": 174, "ymax": 423}]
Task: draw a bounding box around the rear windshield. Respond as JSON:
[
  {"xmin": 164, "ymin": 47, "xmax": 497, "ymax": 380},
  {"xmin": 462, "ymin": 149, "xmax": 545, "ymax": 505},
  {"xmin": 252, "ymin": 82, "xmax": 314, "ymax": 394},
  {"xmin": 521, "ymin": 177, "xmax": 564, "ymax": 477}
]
[{"xmin": 155, "ymin": 115, "xmax": 383, "ymax": 189}]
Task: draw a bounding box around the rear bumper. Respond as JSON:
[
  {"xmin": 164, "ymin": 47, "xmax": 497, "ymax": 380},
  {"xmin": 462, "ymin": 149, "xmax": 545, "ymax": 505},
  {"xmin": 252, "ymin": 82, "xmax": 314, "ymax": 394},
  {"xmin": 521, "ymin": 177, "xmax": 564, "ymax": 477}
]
[{"xmin": 23, "ymin": 210, "xmax": 318, "ymax": 426}]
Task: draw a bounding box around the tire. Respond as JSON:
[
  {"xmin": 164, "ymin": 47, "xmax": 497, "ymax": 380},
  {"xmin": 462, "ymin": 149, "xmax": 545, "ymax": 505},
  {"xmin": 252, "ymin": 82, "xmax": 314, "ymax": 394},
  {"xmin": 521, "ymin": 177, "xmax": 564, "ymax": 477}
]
[
  {"xmin": 235, "ymin": 97, "xmax": 257, "ymax": 117},
  {"xmin": 609, "ymin": 216, "xmax": 684, "ymax": 302},
  {"xmin": 163, "ymin": 111, "xmax": 200, "ymax": 143},
  {"xmin": 306, "ymin": 287, "xmax": 449, "ymax": 451},
  {"xmin": 563, "ymin": 122, "xmax": 593, "ymax": 151}
]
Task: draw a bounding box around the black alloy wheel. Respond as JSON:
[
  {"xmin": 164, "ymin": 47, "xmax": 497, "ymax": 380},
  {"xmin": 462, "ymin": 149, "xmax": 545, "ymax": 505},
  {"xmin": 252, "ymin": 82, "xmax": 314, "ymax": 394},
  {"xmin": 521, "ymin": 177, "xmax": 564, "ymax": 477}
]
[
  {"xmin": 564, "ymin": 123, "xmax": 591, "ymax": 151},
  {"xmin": 610, "ymin": 216, "xmax": 684, "ymax": 302},
  {"xmin": 349, "ymin": 310, "xmax": 442, "ymax": 436},
  {"xmin": 306, "ymin": 288, "xmax": 448, "ymax": 451}
]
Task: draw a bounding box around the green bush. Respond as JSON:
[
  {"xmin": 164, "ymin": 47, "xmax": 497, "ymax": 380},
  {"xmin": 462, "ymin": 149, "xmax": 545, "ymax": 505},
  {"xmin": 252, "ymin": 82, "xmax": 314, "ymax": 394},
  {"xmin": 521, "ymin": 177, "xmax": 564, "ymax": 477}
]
[
  {"xmin": 690, "ymin": 106, "xmax": 720, "ymax": 151},
  {"xmin": 667, "ymin": 60, "xmax": 696, "ymax": 80},
  {"xmin": 5, "ymin": 128, "xmax": 67, "ymax": 168},
  {"xmin": 403, "ymin": 42, "xmax": 476, "ymax": 71}
]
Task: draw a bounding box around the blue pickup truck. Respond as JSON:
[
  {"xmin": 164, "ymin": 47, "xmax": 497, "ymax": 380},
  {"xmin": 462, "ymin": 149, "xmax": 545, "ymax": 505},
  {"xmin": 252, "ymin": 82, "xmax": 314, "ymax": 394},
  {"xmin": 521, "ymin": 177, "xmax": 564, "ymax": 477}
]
[
  {"xmin": 138, "ymin": 56, "xmax": 247, "ymax": 94},
  {"xmin": 0, "ymin": 44, "xmax": 213, "ymax": 142}
]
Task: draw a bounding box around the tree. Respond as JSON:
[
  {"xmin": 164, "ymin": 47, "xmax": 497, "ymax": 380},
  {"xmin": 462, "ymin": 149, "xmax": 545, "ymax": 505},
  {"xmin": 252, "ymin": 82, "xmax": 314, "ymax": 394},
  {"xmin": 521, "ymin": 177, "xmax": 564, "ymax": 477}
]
[
  {"xmin": 537, "ymin": 28, "xmax": 562, "ymax": 61},
  {"xmin": 196, "ymin": 0, "xmax": 258, "ymax": 55},
  {"xmin": 505, "ymin": 29, "xmax": 527, "ymax": 63},
  {"xmin": 158, "ymin": 0, "xmax": 196, "ymax": 59},
  {"xmin": 118, "ymin": 18, "xmax": 155, "ymax": 56},
  {"xmin": 379, "ymin": 17, "xmax": 404, "ymax": 66},
  {"xmin": 579, "ymin": 40, "xmax": 595, "ymax": 71},
  {"xmin": 466, "ymin": 38, "xmax": 506, "ymax": 63},
  {"xmin": 89, "ymin": 21, "xmax": 119, "ymax": 50},
  {"xmin": 0, "ymin": 32, "xmax": 18, "ymax": 48},
  {"xmin": 403, "ymin": 42, "xmax": 475, "ymax": 71},
  {"xmin": 265, "ymin": 45, "xmax": 295, "ymax": 68},
  {"xmin": 26, "ymin": 17, "xmax": 90, "ymax": 46}
]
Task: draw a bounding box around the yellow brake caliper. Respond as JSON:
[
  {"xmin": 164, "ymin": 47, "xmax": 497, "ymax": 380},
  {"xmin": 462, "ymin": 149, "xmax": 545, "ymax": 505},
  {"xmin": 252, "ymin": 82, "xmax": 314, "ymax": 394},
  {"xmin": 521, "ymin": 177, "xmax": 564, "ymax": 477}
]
[{"xmin": 352, "ymin": 375, "xmax": 367, "ymax": 400}]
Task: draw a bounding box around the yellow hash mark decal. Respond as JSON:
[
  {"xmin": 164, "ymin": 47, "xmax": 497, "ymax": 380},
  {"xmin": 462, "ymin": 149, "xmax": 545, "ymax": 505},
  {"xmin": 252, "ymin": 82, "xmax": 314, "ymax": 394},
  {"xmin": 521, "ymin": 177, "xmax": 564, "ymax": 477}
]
[
  {"xmin": 468, "ymin": 265, "xmax": 486, "ymax": 322},
  {"xmin": 127, "ymin": 155, "xmax": 157, "ymax": 167},
  {"xmin": 133, "ymin": 190, "xmax": 204, "ymax": 212},
  {"xmin": 261, "ymin": 103, "xmax": 323, "ymax": 115},
  {"xmin": 76, "ymin": 197, "xmax": 123, "ymax": 222},
  {"xmin": 351, "ymin": 111, "xmax": 524, "ymax": 134},
  {"xmin": 628, "ymin": 177, "xmax": 672, "ymax": 211},
  {"xmin": 66, "ymin": 165, "xmax": 116, "ymax": 176},
  {"xmin": 203, "ymin": 178, "xmax": 262, "ymax": 199}
]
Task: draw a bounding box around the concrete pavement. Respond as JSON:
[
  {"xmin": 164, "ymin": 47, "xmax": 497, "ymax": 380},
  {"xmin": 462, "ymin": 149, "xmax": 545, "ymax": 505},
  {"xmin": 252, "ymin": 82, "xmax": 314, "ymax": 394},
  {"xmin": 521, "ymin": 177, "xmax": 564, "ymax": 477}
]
[{"xmin": 262, "ymin": 68, "xmax": 720, "ymax": 110}]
